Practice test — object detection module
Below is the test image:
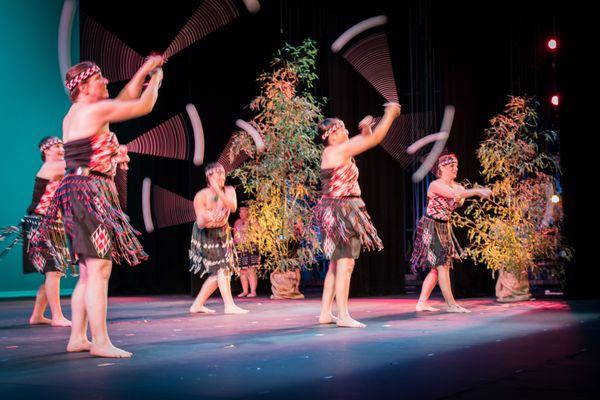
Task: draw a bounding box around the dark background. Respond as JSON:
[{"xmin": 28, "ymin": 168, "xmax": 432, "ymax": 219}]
[{"xmin": 79, "ymin": 0, "xmax": 587, "ymax": 298}]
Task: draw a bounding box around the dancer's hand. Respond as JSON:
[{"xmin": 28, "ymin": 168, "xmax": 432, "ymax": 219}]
[
  {"xmin": 478, "ymin": 188, "xmax": 492, "ymax": 199},
  {"xmin": 358, "ymin": 116, "xmax": 374, "ymax": 136},
  {"xmin": 383, "ymin": 102, "xmax": 401, "ymax": 118},
  {"xmin": 116, "ymin": 145, "xmax": 130, "ymax": 170},
  {"xmin": 144, "ymin": 54, "xmax": 165, "ymax": 71}
]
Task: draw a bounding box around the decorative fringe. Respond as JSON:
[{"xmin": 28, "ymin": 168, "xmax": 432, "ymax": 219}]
[
  {"xmin": 2, "ymin": 215, "xmax": 75, "ymax": 275},
  {"xmin": 410, "ymin": 215, "xmax": 462, "ymax": 272},
  {"xmin": 189, "ymin": 223, "xmax": 237, "ymax": 277},
  {"xmin": 0, "ymin": 224, "xmax": 23, "ymax": 259},
  {"xmin": 314, "ymin": 196, "xmax": 383, "ymax": 259},
  {"xmin": 29, "ymin": 173, "xmax": 147, "ymax": 269}
]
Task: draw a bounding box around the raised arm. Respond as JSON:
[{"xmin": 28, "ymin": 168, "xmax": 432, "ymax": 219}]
[
  {"xmin": 338, "ymin": 102, "xmax": 401, "ymax": 159},
  {"xmin": 91, "ymin": 68, "xmax": 163, "ymax": 124},
  {"xmin": 117, "ymin": 55, "xmax": 164, "ymax": 101}
]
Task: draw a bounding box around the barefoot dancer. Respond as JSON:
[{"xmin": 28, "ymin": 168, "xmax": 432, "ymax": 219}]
[
  {"xmin": 189, "ymin": 162, "xmax": 248, "ymax": 315},
  {"xmin": 411, "ymin": 153, "xmax": 492, "ymax": 313},
  {"xmin": 29, "ymin": 56, "xmax": 164, "ymax": 358},
  {"xmin": 25, "ymin": 137, "xmax": 73, "ymax": 327},
  {"xmin": 0, "ymin": 137, "xmax": 72, "ymax": 326},
  {"xmin": 316, "ymin": 102, "xmax": 401, "ymax": 328}
]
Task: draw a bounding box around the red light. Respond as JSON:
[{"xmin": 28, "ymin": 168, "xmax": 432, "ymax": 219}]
[
  {"xmin": 547, "ymin": 38, "xmax": 558, "ymax": 50},
  {"xmin": 551, "ymin": 95, "xmax": 559, "ymax": 106}
]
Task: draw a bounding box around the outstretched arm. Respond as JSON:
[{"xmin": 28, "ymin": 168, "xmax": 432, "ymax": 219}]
[
  {"xmin": 429, "ymin": 181, "xmax": 492, "ymax": 200},
  {"xmin": 336, "ymin": 102, "xmax": 401, "ymax": 159}
]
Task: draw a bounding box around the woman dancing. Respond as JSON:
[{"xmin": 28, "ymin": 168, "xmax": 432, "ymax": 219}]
[
  {"xmin": 411, "ymin": 152, "xmax": 491, "ymax": 313},
  {"xmin": 316, "ymin": 102, "xmax": 401, "ymax": 328},
  {"xmin": 29, "ymin": 55, "xmax": 164, "ymax": 357},
  {"xmin": 189, "ymin": 162, "xmax": 248, "ymax": 314}
]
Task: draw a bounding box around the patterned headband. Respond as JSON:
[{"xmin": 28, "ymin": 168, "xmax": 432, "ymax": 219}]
[
  {"xmin": 65, "ymin": 64, "xmax": 101, "ymax": 92},
  {"xmin": 321, "ymin": 120, "xmax": 345, "ymax": 141},
  {"xmin": 39, "ymin": 137, "xmax": 63, "ymax": 153},
  {"xmin": 438, "ymin": 155, "xmax": 458, "ymax": 167}
]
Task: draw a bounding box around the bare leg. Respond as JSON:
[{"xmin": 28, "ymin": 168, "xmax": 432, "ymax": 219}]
[
  {"xmin": 85, "ymin": 258, "xmax": 132, "ymax": 358},
  {"xmin": 416, "ymin": 269, "xmax": 440, "ymax": 312},
  {"xmin": 67, "ymin": 262, "xmax": 91, "ymax": 352},
  {"xmin": 318, "ymin": 260, "xmax": 337, "ymax": 324},
  {"xmin": 437, "ymin": 264, "xmax": 470, "ymax": 313},
  {"xmin": 29, "ymin": 283, "xmax": 51, "ymax": 325},
  {"xmin": 190, "ymin": 274, "xmax": 218, "ymax": 313},
  {"xmin": 237, "ymin": 269, "xmax": 249, "ymax": 297},
  {"xmin": 247, "ymin": 267, "xmax": 258, "ymax": 297},
  {"xmin": 335, "ymin": 258, "xmax": 365, "ymax": 328},
  {"xmin": 220, "ymin": 268, "xmax": 248, "ymax": 314},
  {"xmin": 44, "ymin": 271, "xmax": 71, "ymax": 326}
]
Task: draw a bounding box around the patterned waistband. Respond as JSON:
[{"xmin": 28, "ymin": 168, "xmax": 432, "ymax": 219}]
[
  {"xmin": 425, "ymin": 214, "xmax": 450, "ymax": 223},
  {"xmin": 66, "ymin": 167, "xmax": 112, "ymax": 179}
]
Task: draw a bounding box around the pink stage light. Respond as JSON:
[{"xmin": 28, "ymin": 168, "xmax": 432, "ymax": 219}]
[
  {"xmin": 551, "ymin": 95, "xmax": 560, "ymax": 106},
  {"xmin": 547, "ymin": 38, "xmax": 558, "ymax": 51}
]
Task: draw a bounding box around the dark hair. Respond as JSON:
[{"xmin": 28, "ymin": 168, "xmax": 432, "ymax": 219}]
[
  {"xmin": 65, "ymin": 61, "xmax": 98, "ymax": 102},
  {"xmin": 317, "ymin": 118, "xmax": 341, "ymax": 145},
  {"xmin": 433, "ymin": 151, "xmax": 458, "ymax": 178},
  {"xmin": 38, "ymin": 136, "xmax": 60, "ymax": 161},
  {"xmin": 204, "ymin": 161, "xmax": 224, "ymax": 176}
]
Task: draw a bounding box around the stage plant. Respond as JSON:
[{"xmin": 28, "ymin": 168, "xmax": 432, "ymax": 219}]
[
  {"xmin": 228, "ymin": 38, "xmax": 324, "ymax": 275},
  {"xmin": 453, "ymin": 96, "xmax": 572, "ymax": 296}
]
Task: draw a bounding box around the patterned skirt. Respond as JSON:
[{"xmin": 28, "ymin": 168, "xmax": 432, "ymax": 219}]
[
  {"xmin": 28, "ymin": 172, "xmax": 148, "ymax": 269},
  {"xmin": 410, "ymin": 215, "xmax": 462, "ymax": 272},
  {"xmin": 1, "ymin": 215, "xmax": 73, "ymax": 275},
  {"xmin": 314, "ymin": 196, "xmax": 383, "ymax": 261},
  {"xmin": 189, "ymin": 223, "xmax": 237, "ymax": 277},
  {"xmin": 236, "ymin": 245, "xmax": 260, "ymax": 269}
]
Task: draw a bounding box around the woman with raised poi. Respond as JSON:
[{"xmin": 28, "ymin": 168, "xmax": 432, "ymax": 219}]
[
  {"xmin": 411, "ymin": 152, "xmax": 492, "ymax": 313},
  {"xmin": 315, "ymin": 102, "xmax": 401, "ymax": 328},
  {"xmin": 28, "ymin": 55, "xmax": 164, "ymax": 358},
  {"xmin": 189, "ymin": 162, "xmax": 248, "ymax": 314}
]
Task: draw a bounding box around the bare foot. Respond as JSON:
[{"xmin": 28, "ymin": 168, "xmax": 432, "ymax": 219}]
[
  {"xmin": 318, "ymin": 313, "xmax": 338, "ymax": 324},
  {"xmin": 224, "ymin": 305, "xmax": 249, "ymax": 314},
  {"xmin": 90, "ymin": 343, "xmax": 132, "ymax": 358},
  {"xmin": 447, "ymin": 304, "xmax": 471, "ymax": 313},
  {"xmin": 416, "ymin": 302, "xmax": 439, "ymax": 312},
  {"xmin": 29, "ymin": 316, "xmax": 52, "ymax": 325},
  {"xmin": 51, "ymin": 317, "xmax": 72, "ymax": 327},
  {"xmin": 190, "ymin": 305, "xmax": 216, "ymax": 314},
  {"xmin": 237, "ymin": 292, "xmax": 248, "ymax": 298},
  {"xmin": 246, "ymin": 293, "xmax": 257, "ymax": 298},
  {"xmin": 67, "ymin": 338, "xmax": 92, "ymax": 353},
  {"xmin": 336, "ymin": 317, "xmax": 366, "ymax": 328}
]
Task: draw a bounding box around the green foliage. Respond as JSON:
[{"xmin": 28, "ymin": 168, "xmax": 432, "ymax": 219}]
[
  {"xmin": 229, "ymin": 39, "xmax": 324, "ymax": 272},
  {"xmin": 453, "ymin": 96, "xmax": 572, "ymax": 275}
]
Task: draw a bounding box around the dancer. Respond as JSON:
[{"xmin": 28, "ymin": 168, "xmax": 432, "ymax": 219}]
[
  {"xmin": 189, "ymin": 162, "xmax": 248, "ymax": 314},
  {"xmin": 233, "ymin": 206, "xmax": 260, "ymax": 298},
  {"xmin": 29, "ymin": 56, "xmax": 164, "ymax": 358},
  {"xmin": 411, "ymin": 153, "xmax": 492, "ymax": 313},
  {"xmin": 25, "ymin": 137, "xmax": 72, "ymax": 327},
  {"xmin": 316, "ymin": 102, "xmax": 401, "ymax": 328},
  {"xmin": 0, "ymin": 137, "xmax": 72, "ymax": 326}
]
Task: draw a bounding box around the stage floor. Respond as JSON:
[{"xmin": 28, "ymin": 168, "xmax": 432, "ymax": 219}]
[{"xmin": 1, "ymin": 294, "xmax": 599, "ymax": 399}]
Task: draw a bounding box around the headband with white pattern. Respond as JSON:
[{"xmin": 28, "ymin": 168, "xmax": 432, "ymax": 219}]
[{"xmin": 65, "ymin": 64, "xmax": 101, "ymax": 92}]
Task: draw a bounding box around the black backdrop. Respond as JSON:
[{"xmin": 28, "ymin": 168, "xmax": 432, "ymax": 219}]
[{"xmin": 80, "ymin": 0, "xmax": 584, "ymax": 298}]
